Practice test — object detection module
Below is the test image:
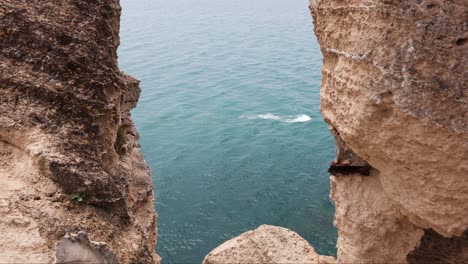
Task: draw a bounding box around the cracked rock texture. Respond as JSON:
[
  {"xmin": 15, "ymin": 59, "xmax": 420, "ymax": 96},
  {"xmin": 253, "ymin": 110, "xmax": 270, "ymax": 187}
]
[
  {"xmin": 311, "ymin": 0, "xmax": 467, "ymax": 263},
  {"xmin": 203, "ymin": 225, "xmax": 336, "ymax": 264},
  {"xmin": 55, "ymin": 231, "xmax": 119, "ymax": 264},
  {"xmin": 0, "ymin": 0, "xmax": 158, "ymax": 263}
]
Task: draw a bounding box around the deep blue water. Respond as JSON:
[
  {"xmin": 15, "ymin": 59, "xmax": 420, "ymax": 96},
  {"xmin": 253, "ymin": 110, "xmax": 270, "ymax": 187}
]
[{"xmin": 118, "ymin": 0, "xmax": 337, "ymax": 263}]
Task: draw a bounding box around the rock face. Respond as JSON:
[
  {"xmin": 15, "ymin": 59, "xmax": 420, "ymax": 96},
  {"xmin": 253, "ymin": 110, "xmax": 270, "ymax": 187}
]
[
  {"xmin": 203, "ymin": 225, "xmax": 336, "ymax": 264},
  {"xmin": 330, "ymin": 173, "xmax": 424, "ymax": 263},
  {"xmin": 0, "ymin": 0, "xmax": 158, "ymax": 263},
  {"xmin": 310, "ymin": 0, "xmax": 468, "ymax": 263}
]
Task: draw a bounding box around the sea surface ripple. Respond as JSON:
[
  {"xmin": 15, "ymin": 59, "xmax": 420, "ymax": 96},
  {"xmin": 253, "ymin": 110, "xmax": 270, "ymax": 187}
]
[{"xmin": 118, "ymin": 0, "xmax": 337, "ymax": 263}]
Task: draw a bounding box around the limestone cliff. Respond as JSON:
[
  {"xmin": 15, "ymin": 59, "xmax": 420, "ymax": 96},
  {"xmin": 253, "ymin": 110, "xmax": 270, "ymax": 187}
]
[
  {"xmin": 0, "ymin": 0, "xmax": 159, "ymax": 263},
  {"xmin": 311, "ymin": 0, "xmax": 467, "ymax": 262},
  {"xmin": 204, "ymin": 1, "xmax": 467, "ymax": 263}
]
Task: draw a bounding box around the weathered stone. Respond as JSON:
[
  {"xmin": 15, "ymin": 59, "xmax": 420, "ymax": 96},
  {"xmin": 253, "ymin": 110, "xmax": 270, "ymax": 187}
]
[
  {"xmin": 0, "ymin": 0, "xmax": 158, "ymax": 263},
  {"xmin": 330, "ymin": 174, "xmax": 424, "ymax": 263},
  {"xmin": 310, "ymin": 0, "xmax": 467, "ymax": 263},
  {"xmin": 311, "ymin": 0, "xmax": 468, "ymax": 236},
  {"xmin": 55, "ymin": 231, "xmax": 119, "ymax": 264},
  {"xmin": 407, "ymin": 229, "xmax": 468, "ymax": 263},
  {"xmin": 203, "ymin": 225, "xmax": 336, "ymax": 264}
]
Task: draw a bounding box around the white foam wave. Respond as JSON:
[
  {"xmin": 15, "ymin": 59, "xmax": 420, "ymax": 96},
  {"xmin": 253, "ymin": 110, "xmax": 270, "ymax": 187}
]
[{"xmin": 246, "ymin": 113, "xmax": 311, "ymax": 123}]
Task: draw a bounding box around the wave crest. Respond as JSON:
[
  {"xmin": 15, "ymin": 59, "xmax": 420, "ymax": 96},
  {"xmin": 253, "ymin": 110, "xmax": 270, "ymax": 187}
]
[{"xmin": 246, "ymin": 113, "xmax": 311, "ymax": 123}]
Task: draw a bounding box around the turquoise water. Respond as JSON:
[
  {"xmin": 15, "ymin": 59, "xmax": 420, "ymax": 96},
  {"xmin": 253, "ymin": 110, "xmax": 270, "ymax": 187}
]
[{"xmin": 118, "ymin": 0, "xmax": 337, "ymax": 263}]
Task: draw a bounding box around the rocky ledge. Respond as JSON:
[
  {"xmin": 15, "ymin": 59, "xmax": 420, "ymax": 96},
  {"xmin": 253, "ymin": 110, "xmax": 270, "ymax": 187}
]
[
  {"xmin": 0, "ymin": 0, "xmax": 158, "ymax": 263},
  {"xmin": 203, "ymin": 225, "xmax": 336, "ymax": 264}
]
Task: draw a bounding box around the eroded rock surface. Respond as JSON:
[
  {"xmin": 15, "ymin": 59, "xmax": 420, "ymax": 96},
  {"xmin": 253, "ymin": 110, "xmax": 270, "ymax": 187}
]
[
  {"xmin": 203, "ymin": 225, "xmax": 336, "ymax": 264},
  {"xmin": 0, "ymin": 0, "xmax": 158, "ymax": 263},
  {"xmin": 331, "ymin": 174, "xmax": 423, "ymax": 263},
  {"xmin": 55, "ymin": 231, "xmax": 119, "ymax": 264},
  {"xmin": 407, "ymin": 229, "xmax": 468, "ymax": 264},
  {"xmin": 310, "ymin": 0, "xmax": 467, "ymax": 263}
]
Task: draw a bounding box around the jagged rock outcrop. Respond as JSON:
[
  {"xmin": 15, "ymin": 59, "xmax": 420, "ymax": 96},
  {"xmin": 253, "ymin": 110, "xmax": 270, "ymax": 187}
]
[
  {"xmin": 311, "ymin": 0, "xmax": 468, "ymax": 263},
  {"xmin": 203, "ymin": 225, "xmax": 336, "ymax": 264},
  {"xmin": 0, "ymin": 0, "xmax": 158, "ymax": 263}
]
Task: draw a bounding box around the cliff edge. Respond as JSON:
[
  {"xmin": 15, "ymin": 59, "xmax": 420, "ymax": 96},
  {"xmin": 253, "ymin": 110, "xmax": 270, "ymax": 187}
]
[
  {"xmin": 0, "ymin": 0, "xmax": 159, "ymax": 263},
  {"xmin": 311, "ymin": 0, "xmax": 467, "ymax": 262}
]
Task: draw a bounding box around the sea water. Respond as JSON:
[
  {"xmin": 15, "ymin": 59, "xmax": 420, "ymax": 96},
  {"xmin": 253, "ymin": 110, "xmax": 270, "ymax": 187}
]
[{"xmin": 118, "ymin": 0, "xmax": 337, "ymax": 263}]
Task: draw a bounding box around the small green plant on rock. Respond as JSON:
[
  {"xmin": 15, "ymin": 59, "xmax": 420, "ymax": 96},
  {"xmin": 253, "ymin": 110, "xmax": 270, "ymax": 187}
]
[{"xmin": 70, "ymin": 194, "xmax": 85, "ymax": 202}]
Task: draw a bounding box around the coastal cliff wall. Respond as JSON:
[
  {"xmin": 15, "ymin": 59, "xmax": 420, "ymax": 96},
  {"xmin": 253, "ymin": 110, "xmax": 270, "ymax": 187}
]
[
  {"xmin": 311, "ymin": 0, "xmax": 467, "ymax": 262},
  {"xmin": 0, "ymin": 0, "xmax": 159, "ymax": 263},
  {"xmin": 204, "ymin": 1, "xmax": 467, "ymax": 263}
]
